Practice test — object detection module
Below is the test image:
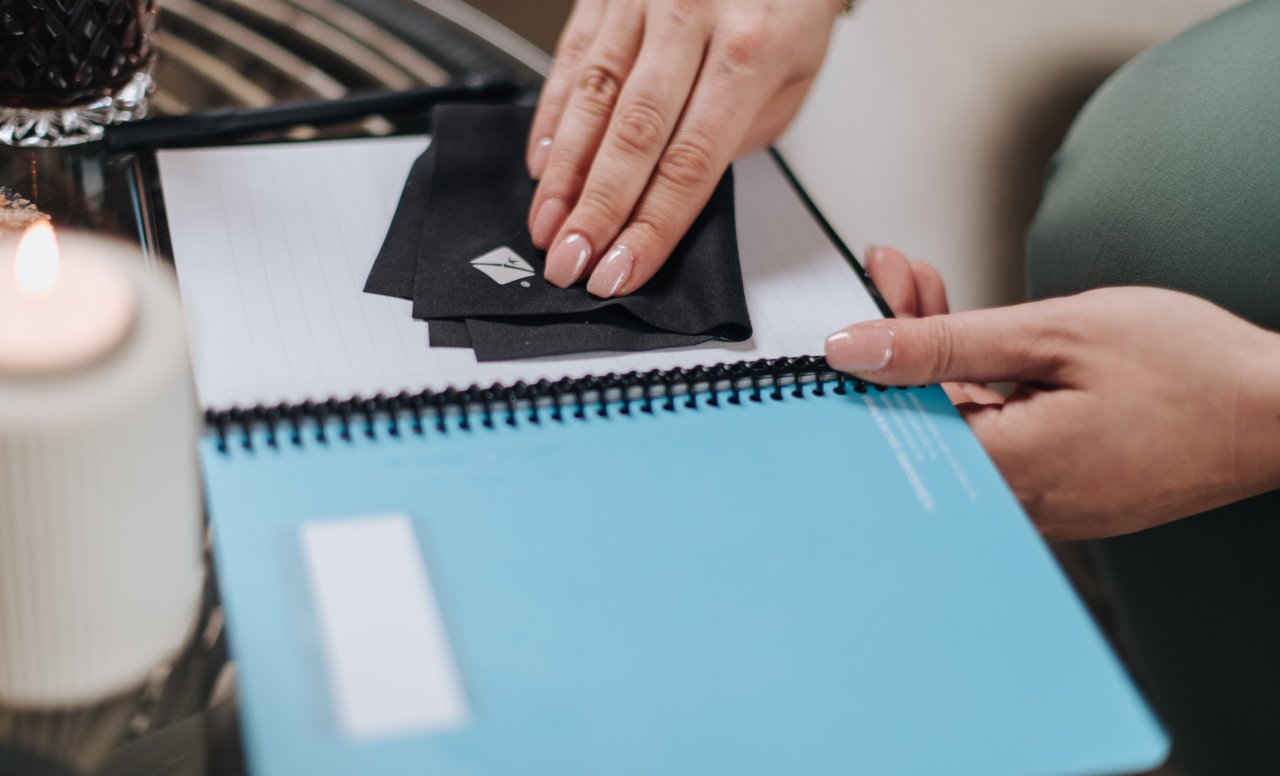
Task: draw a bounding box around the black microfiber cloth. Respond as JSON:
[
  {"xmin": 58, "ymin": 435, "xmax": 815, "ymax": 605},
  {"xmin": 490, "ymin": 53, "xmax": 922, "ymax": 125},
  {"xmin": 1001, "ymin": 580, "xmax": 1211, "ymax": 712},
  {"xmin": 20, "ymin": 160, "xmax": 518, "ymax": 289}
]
[
  {"xmin": 363, "ymin": 146, "xmax": 472, "ymax": 348},
  {"xmin": 365, "ymin": 147, "xmax": 435, "ymax": 299},
  {"xmin": 366, "ymin": 103, "xmax": 751, "ymax": 361},
  {"xmin": 362, "ymin": 147, "xmax": 475, "ymax": 349},
  {"xmin": 428, "ymin": 318, "xmax": 473, "ymax": 348},
  {"xmin": 366, "ymin": 142, "xmax": 642, "ymax": 355}
]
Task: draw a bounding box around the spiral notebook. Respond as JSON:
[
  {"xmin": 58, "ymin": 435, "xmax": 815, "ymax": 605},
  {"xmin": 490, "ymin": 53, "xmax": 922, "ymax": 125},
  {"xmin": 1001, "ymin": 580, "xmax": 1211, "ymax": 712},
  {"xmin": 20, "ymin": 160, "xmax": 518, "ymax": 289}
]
[{"xmin": 158, "ymin": 138, "xmax": 1168, "ymax": 776}]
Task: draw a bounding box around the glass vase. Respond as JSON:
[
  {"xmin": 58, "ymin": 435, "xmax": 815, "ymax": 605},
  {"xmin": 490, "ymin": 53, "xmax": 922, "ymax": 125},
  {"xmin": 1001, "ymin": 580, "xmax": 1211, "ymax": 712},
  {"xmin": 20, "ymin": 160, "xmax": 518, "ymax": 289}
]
[{"xmin": 0, "ymin": 0, "xmax": 159, "ymax": 147}]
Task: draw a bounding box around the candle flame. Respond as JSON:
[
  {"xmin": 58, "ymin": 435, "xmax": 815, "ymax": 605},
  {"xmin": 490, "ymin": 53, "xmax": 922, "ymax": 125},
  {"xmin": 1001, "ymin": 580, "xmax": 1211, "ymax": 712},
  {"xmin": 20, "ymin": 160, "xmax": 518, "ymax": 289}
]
[{"xmin": 15, "ymin": 220, "xmax": 59, "ymax": 297}]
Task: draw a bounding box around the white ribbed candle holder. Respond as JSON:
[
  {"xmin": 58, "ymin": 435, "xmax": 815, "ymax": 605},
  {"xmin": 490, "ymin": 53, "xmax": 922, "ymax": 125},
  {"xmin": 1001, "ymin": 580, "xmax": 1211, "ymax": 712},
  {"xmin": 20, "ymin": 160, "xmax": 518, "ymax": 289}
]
[{"xmin": 0, "ymin": 233, "xmax": 203, "ymax": 709}]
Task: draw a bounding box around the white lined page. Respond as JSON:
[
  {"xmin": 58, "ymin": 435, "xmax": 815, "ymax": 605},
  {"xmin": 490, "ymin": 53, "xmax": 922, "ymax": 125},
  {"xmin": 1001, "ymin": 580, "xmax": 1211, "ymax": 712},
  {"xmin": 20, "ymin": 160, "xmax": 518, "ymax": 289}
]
[{"xmin": 159, "ymin": 138, "xmax": 883, "ymax": 410}]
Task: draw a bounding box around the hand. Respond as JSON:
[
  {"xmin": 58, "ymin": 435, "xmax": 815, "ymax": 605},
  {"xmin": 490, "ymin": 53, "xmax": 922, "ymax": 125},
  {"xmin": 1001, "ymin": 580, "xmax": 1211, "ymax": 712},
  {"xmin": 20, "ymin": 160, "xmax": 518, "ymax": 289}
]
[
  {"xmin": 528, "ymin": 0, "xmax": 843, "ymax": 298},
  {"xmin": 855, "ymin": 245, "xmax": 1006, "ymax": 407},
  {"xmin": 827, "ymin": 247, "xmax": 1280, "ymax": 540}
]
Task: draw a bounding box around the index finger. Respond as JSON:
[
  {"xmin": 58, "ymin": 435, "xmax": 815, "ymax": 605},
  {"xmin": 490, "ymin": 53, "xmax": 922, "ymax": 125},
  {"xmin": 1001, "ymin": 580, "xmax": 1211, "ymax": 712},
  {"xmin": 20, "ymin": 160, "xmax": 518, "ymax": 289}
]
[
  {"xmin": 541, "ymin": 9, "xmax": 709, "ymax": 288},
  {"xmin": 527, "ymin": 0, "xmax": 607, "ymax": 179},
  {"xmin": 585, "ymin": 27, "xmax": 782, "ymax": 297}
]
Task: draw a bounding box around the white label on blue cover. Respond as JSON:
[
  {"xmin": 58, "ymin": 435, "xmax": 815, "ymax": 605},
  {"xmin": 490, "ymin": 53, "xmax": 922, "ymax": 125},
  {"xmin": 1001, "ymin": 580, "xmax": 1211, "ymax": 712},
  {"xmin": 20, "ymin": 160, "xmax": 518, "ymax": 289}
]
[{"xmin": 300, "ymin": 513, "xmax": 470, "ymax": 741}]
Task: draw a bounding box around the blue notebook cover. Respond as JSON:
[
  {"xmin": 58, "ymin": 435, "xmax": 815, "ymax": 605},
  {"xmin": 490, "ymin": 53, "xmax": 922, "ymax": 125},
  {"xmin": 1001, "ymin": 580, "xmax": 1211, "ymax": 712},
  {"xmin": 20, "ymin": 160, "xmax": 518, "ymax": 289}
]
[{"xmin": 202, "ymin": 381, "xmax": 1168, "ymax": 776}]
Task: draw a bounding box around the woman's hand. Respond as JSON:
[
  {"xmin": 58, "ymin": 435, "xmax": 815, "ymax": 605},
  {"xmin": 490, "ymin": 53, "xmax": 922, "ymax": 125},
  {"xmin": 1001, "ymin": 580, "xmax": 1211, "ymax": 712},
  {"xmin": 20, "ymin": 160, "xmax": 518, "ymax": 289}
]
[
  {"xmin": 828, "ymin": 247, "xmax": 1280, "ymax": 540},
  {"xmin": 853, "ymin": 245, "xmax": 1007, "ymax": 407},
  {"xmin": 528, "ymin": 0, "xmax": 843, "ymax": 297}
]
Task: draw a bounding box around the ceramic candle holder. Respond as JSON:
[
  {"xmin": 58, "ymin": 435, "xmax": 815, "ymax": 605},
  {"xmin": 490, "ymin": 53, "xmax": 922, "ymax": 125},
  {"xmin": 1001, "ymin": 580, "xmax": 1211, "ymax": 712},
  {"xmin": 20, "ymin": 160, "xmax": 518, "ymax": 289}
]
[{"xmin": 0, "ymin": 232, "xmax": 203, "ymax": 708}]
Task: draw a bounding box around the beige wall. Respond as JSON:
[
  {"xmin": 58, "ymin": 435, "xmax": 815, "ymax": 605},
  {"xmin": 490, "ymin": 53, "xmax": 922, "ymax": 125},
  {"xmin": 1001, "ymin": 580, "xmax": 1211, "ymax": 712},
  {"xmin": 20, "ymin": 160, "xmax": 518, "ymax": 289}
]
[{"xmin": 779, "ymin": 0, "xmax": 1239, "ymax": 311}]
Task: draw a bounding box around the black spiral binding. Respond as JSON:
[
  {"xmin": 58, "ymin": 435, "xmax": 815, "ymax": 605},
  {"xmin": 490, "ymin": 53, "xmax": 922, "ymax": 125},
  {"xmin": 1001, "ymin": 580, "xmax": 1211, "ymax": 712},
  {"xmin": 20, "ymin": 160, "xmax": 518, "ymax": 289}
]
[{"xmin": 205, "ymin": 356, "xmax": 892, "ymax": 454}]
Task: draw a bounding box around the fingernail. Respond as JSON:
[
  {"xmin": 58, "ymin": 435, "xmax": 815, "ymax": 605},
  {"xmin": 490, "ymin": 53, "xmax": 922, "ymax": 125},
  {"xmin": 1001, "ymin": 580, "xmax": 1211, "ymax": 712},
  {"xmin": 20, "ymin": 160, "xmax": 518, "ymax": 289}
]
[
  {"xmin": 545, "ymin": 232, "xmax": 592, "ymax": 288},
  {"xmin": 825, "ymin": 323, "xmax": 894, "ymax": 374},
  {"xmin": 531, "ymin": 197, "xmax": 569, "ymax": 249},
  {"xmin": 587, "ymin": 244, "xmax": 635, "ymax": 298},
  {"xmin": 864, "ymin": 243, "xmax": 881, "ymax": 264},
  {"xmin": 529, "ymin": 136, "xmax": 553, "ymax": 179}
]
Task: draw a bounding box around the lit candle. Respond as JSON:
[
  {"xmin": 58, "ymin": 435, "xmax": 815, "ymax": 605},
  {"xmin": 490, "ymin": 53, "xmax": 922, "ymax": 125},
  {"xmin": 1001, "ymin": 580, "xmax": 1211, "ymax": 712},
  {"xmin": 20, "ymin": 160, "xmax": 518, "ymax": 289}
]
[
  {"xmin": 0, "ymin": 221, "xmax": 137, "ymax": 374},
  {"xmin": 0, "ymin": 227, "xmax": 202, "ymax": 710}
]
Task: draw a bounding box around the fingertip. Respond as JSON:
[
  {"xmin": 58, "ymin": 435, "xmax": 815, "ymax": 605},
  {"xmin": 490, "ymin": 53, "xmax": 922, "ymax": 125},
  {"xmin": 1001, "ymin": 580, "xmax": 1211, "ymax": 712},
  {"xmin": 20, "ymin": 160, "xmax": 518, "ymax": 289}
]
[
  {"xmin": 824, "ymin": 327, "xmax": 854, "ymax": 365},
  {"xmin": 824, "ymin": 322, "xmax": 894, "ymax": 377},
  {"xmin": 863, "ymin": 245, "xmax": 887, "ymax": 287},
  {"xmin": 545, "ymin": 232, "xmax": 593, "ymax": 289},
  {"xmin": 911, "ymin": 259, "xmax": 950, "ymax": 316},
  {"xmin": 909, "ymin": 258, "xmax": 940, "ymax": 280},
  {"xmin": 865, "ymin": 244, "xmax": 919, "ymax": 318},
  {"xmin": 866, "ymin": 244, "xmax": 910, "ymax": 270},
  {"xmin": 863, "ymin": 244, "xmax": 884, "ymax": 269},
  {"xmin": 586, "ymin": 219, "xmax": 687, "ymax": 299},
  {"xmin": 586, "ymin": 244, "xmax": 635, "ymax": 298}
]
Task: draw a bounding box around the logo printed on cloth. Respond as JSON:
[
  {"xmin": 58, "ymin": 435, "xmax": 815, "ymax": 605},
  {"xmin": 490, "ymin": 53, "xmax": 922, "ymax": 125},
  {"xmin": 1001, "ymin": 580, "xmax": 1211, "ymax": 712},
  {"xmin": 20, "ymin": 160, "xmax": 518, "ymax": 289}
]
[{"xmin": 470, "ymin": 247, "xmax": 536, "ymax": 286}]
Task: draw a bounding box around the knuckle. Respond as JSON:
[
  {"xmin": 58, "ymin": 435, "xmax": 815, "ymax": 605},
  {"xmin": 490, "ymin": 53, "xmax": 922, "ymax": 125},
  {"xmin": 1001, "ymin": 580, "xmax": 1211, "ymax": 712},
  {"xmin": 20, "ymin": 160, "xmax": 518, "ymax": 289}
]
[
  {"xmin": 1056, "ymin": 313, "xmax": 1095, "ymax": 352},
  {"xmin": 576, "ymin": 61, "xmax": 625, "ymax": 112},
  {"xmin": 659, "ymin": 0, "xmax": 707, "ymax": 34},
  {"xmin": 577, "ymin": 186, "xmax": 630, "ymax": 226},
  {"xmin": 1027, "ymin": 336, "xmax": 1073, "ymax": 378},
  {"xmin": 718, "ymin": 20, "xmax": 771, "ymax": 73},
  {"xmin": 626, "ymin": 212, "xmax": 674, "ymax": 249},
  {"xmin": 555, "ymin": 33, "xmax": 592, "ymax": 67},
  {"xmin": 667, "ymin": 0, "xmax": 706, "ymax": 20},
  {"xmin": 537, "ymin": 87, "xmax": 570, "ymax": 119},
  {"xmin": 613, "ymin": 95, "xmax": 670, "ymax": 156},
  {"xmin": 656, "ymin": 129, "xmax": 718, "ymax": 191},
  {"xmin": 1027, "ymin": 302, "xmax": 1087, "ymax": 368},
  {"xmin": 541, "ymin": 157, "xmax": 585, "ymax": 192},
  {"xmin": 922, "ymin": 317, "xmax": 961, "ymax": 378}
]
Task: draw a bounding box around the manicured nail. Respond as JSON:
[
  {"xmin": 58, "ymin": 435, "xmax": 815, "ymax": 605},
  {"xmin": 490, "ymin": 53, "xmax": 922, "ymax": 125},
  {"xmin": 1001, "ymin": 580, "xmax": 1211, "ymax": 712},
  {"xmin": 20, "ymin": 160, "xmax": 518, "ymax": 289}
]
[
  {"xmin": 825, "ymin": 323, "xmax": 894, "ymax": 374},
  {"xmin": 864, "ymin": 243, "xmax": 882, "ymax": 265},
  {"xmin": 531, "ymin": 197, "xmax": 569, "ymax": 249},
  {"xmin": 545, "ymin": 232, "xmax": 592, "ymax": 288},
  {"xmin": 529, "ymin": 136, "xmax": 553, "ymax": 179},
  {"xmin": 587, "ymin": 244, "xmax": 635, "ymax": 298}
]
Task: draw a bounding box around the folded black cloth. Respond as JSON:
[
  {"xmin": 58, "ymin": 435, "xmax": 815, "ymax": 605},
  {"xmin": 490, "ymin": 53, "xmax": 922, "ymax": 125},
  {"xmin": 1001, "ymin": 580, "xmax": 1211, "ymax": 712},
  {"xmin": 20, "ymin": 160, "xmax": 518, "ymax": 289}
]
[
  {"xmin": 366, "ymin": 104, "xmax": 751, "ymax": 361},
  {"xmin": 364, "ymin": 147, "xmax": 434, "ymax": 299},
  {"xmin": 362, "ymin": 146, "xmax": 476, "ymax": 350}
]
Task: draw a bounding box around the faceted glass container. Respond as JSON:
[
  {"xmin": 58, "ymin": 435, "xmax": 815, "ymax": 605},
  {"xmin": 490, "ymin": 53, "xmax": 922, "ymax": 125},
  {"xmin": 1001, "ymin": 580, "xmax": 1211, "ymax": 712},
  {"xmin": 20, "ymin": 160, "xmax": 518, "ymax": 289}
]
[{"xmin": 0, "ymin": 0, "xmax": 159, "ymax": 146}]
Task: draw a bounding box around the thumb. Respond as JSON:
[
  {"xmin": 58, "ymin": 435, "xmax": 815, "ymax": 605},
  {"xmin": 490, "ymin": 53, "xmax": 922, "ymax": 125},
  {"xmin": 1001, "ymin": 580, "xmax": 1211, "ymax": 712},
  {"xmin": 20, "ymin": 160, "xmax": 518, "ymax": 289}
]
[{"xmin": 824, "ymin": 304, "xmax": 1068, "ymax": 385}]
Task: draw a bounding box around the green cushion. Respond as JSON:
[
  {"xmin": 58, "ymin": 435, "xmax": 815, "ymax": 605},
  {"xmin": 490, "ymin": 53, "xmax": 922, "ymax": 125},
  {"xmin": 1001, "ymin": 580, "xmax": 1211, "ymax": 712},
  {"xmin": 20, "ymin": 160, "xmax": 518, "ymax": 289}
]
[
  {"xmin": 1027, "ymin": 0, "xmax": 1280, "ymax": 330},
  {"xmin": 1024, "ymin": 3, "xmax": 1280, "ymax": 773}
]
